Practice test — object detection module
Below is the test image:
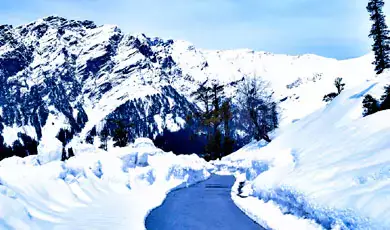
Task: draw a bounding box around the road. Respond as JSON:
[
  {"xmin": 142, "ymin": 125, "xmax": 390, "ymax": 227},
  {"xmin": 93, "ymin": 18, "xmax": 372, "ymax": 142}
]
[{"xmin": 145, "ymin": 174, "xmax": 264, "ymax": 230}]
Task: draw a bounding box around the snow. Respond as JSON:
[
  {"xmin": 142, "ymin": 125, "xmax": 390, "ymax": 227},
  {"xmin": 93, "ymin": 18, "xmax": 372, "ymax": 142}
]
[
  {"xmin": 165, "ymin": 114, "xmax": 182, "ymax": 132},
  {"xmin": 1, "ymin": 125, "xmax": 37, "ymax": 147},
  {"xmin": 154, "ymin": 115, "xmax": 164, "ymax": 133},
  {"xmin": 2, "ymin": 16, "xmax": 389, "ymax": 229},
  {"xmin": 33, "ymin": 112, "xmax": 73, "ymax": 163},
  {"xmin": 79, "ymin": 76, "xmax": 161, "ymax": 140},
  {"xmin": 0, "ymin": 43, "xmax": 15, "ymax": 56},
  {"xmin": 233, "ymin": 196, "xmax": 324, "ymax": 230},
  {"xmin": 40, "ymin": 112, "xmax": 71, "ymax": 142},
  {"xmin": 171, "ymin": 40, "xmax": 376, "ymax": 126},
  {"xmin": 0, "ymin": 138, "xmax": 211, "ymax": 229},
  {"xmin": 37, "ymin": 136, "xmax": 63, "ymax": 164},
  {"xmin": 231, "ymin": 174, "xmax": 323, "ymax": 230},
  {"xmin": 217, "ymin": 74, "xmax": 390, "ymax": 229}
]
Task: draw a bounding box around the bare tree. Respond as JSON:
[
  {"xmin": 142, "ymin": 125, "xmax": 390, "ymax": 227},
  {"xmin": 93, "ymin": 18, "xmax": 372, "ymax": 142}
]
[
  {"xmin": 334, "ymin": 77, "xmax": 345, "ymax": 94},
  {"xmin": 236, "ymin": 76, "xmax": 278, "ymax": 142},
  {"xmin": 323, "ymin": 77, "xmax": 346, "ymax": 102}
]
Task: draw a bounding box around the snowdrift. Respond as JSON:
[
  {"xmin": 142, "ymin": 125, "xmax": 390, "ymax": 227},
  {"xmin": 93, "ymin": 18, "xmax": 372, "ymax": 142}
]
[
  {"xmin": 219, "ymin": 76, "xmax": 390, "ymax": 229},
  {"xmin": 0, "ymin": 138, "xmax": 211, "ymax": 229}
]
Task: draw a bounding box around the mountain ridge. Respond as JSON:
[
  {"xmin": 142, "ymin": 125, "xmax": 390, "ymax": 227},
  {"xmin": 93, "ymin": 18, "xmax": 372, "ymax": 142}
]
[{"xmin": 0, "ymin": 16, "xmax": 377, "ymax": 159}]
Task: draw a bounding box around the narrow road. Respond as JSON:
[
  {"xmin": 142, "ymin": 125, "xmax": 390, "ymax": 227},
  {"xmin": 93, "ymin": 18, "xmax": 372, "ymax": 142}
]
[{"xmin": 145, "ymin": 175, "xmax": 264, "ymax": 230}]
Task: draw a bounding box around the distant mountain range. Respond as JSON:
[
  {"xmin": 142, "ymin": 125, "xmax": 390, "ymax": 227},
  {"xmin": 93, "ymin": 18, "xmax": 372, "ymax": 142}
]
[{"xmin": 0, "ymin": 16, "xmax": 377, "ymax": 159}]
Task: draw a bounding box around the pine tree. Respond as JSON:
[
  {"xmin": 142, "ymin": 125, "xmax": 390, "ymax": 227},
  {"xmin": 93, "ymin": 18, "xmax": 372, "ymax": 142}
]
[
  {"xmin": 367, "ymin": 0, "xmax": 390, "ymax": 74},
  {"xmin": 190, "ymin": 82, "xmax": 226, "ymax": 160},
  {"xmin": 204, "ymin": 109, "xmax": 222, "ymax": 160},
  {"xmin": 211, "ymin": 83, "xmax": 224, "ymax": 112},
  {"xmin": 221, "ymin": 100, "xmax": 235, "ymax": 158},
  {"xmin": 190, "ymin": 83, "xmax": 212, "ymax": 114},
  {"xmin": 380, "ymin": 85, "xmax": 390, "ymax": 110},
  {"xmin": 363, "ymin": 94, "xmax": 380, "ymax": 116},
  {"xmin": 207, "ymin": 83, "xmax": 224, "ymax": 159}
]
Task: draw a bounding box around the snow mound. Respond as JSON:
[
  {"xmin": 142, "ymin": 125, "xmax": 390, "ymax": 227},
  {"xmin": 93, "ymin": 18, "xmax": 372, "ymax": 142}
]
[
  {"xmin": 0, "ymin": 138, "xmax": 211, "ymax": 229},
  {"xmin": 37, "ymin": 136, "xmax": 63, "ymax": 164},
  {"xmin": 133, "ymin": 138, "xmax": 155, "ymax": 148},
  {"xmin": 219, "ymin": 75, "xmax": 390, "ymax": 229}
]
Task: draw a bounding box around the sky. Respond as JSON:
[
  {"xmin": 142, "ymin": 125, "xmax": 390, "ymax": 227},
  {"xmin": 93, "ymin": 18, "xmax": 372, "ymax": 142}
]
[{"xmin": 0, "ymin": 0, "xmax": 388, "ymax": 59}]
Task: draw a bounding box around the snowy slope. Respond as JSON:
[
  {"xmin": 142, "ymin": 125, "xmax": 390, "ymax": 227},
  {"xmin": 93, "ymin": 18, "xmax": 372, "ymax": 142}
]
[
  {"xmin": 217, "ymin": 74, "xmax": 390, "ymax": 229},
  {"xmin": 171, "ymin": 41, "xmax": 376, "ymax": 125},
  {"xmin": 0, "ymin": 138, "xmax": 211, "ymax": 229},
  {"xmin": 0, "ymin": 16, "xmax": 377, "ymax": 159}
]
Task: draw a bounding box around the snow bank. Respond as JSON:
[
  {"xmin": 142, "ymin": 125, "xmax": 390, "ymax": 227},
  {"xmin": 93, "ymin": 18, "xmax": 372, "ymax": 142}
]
[
  {"xmin": 37, "ymin": 136, "xmax": 63, "ymax": 164},
  {"xmin": 219, "ymin": 76, "xmax": 390, "ymax": 229},
  {"xmin": 230, "ymin": 174, "xmax": 324, "ymax": 230},
  {"xmin": 0, "ymin": 138, "xmax": 211, "ymax": 229}
]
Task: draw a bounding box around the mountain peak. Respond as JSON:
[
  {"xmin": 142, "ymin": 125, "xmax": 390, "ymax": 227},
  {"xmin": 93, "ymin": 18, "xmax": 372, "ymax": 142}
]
[{"xmin": 16, "ymin": 15, "xmax": 98, "ymax": 33}]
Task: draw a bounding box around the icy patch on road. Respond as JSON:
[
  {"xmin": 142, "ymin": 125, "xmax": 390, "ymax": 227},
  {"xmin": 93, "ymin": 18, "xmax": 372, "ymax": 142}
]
[{"xmin": 0, "ymin": 138, "xmax": 211, "ymax": 229}]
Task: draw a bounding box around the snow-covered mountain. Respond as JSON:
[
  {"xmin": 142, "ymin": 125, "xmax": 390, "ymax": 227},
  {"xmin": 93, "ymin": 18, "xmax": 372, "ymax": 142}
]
[{"xmin": 0, "ymin": 16, "xmax": 377, "ymax": 159}]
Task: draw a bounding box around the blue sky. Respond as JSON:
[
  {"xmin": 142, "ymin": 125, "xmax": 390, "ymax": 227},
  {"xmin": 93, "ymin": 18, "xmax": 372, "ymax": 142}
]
[{"xmin": 0, "ymin": 0, "xmax": 387, "ymax": 59}]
